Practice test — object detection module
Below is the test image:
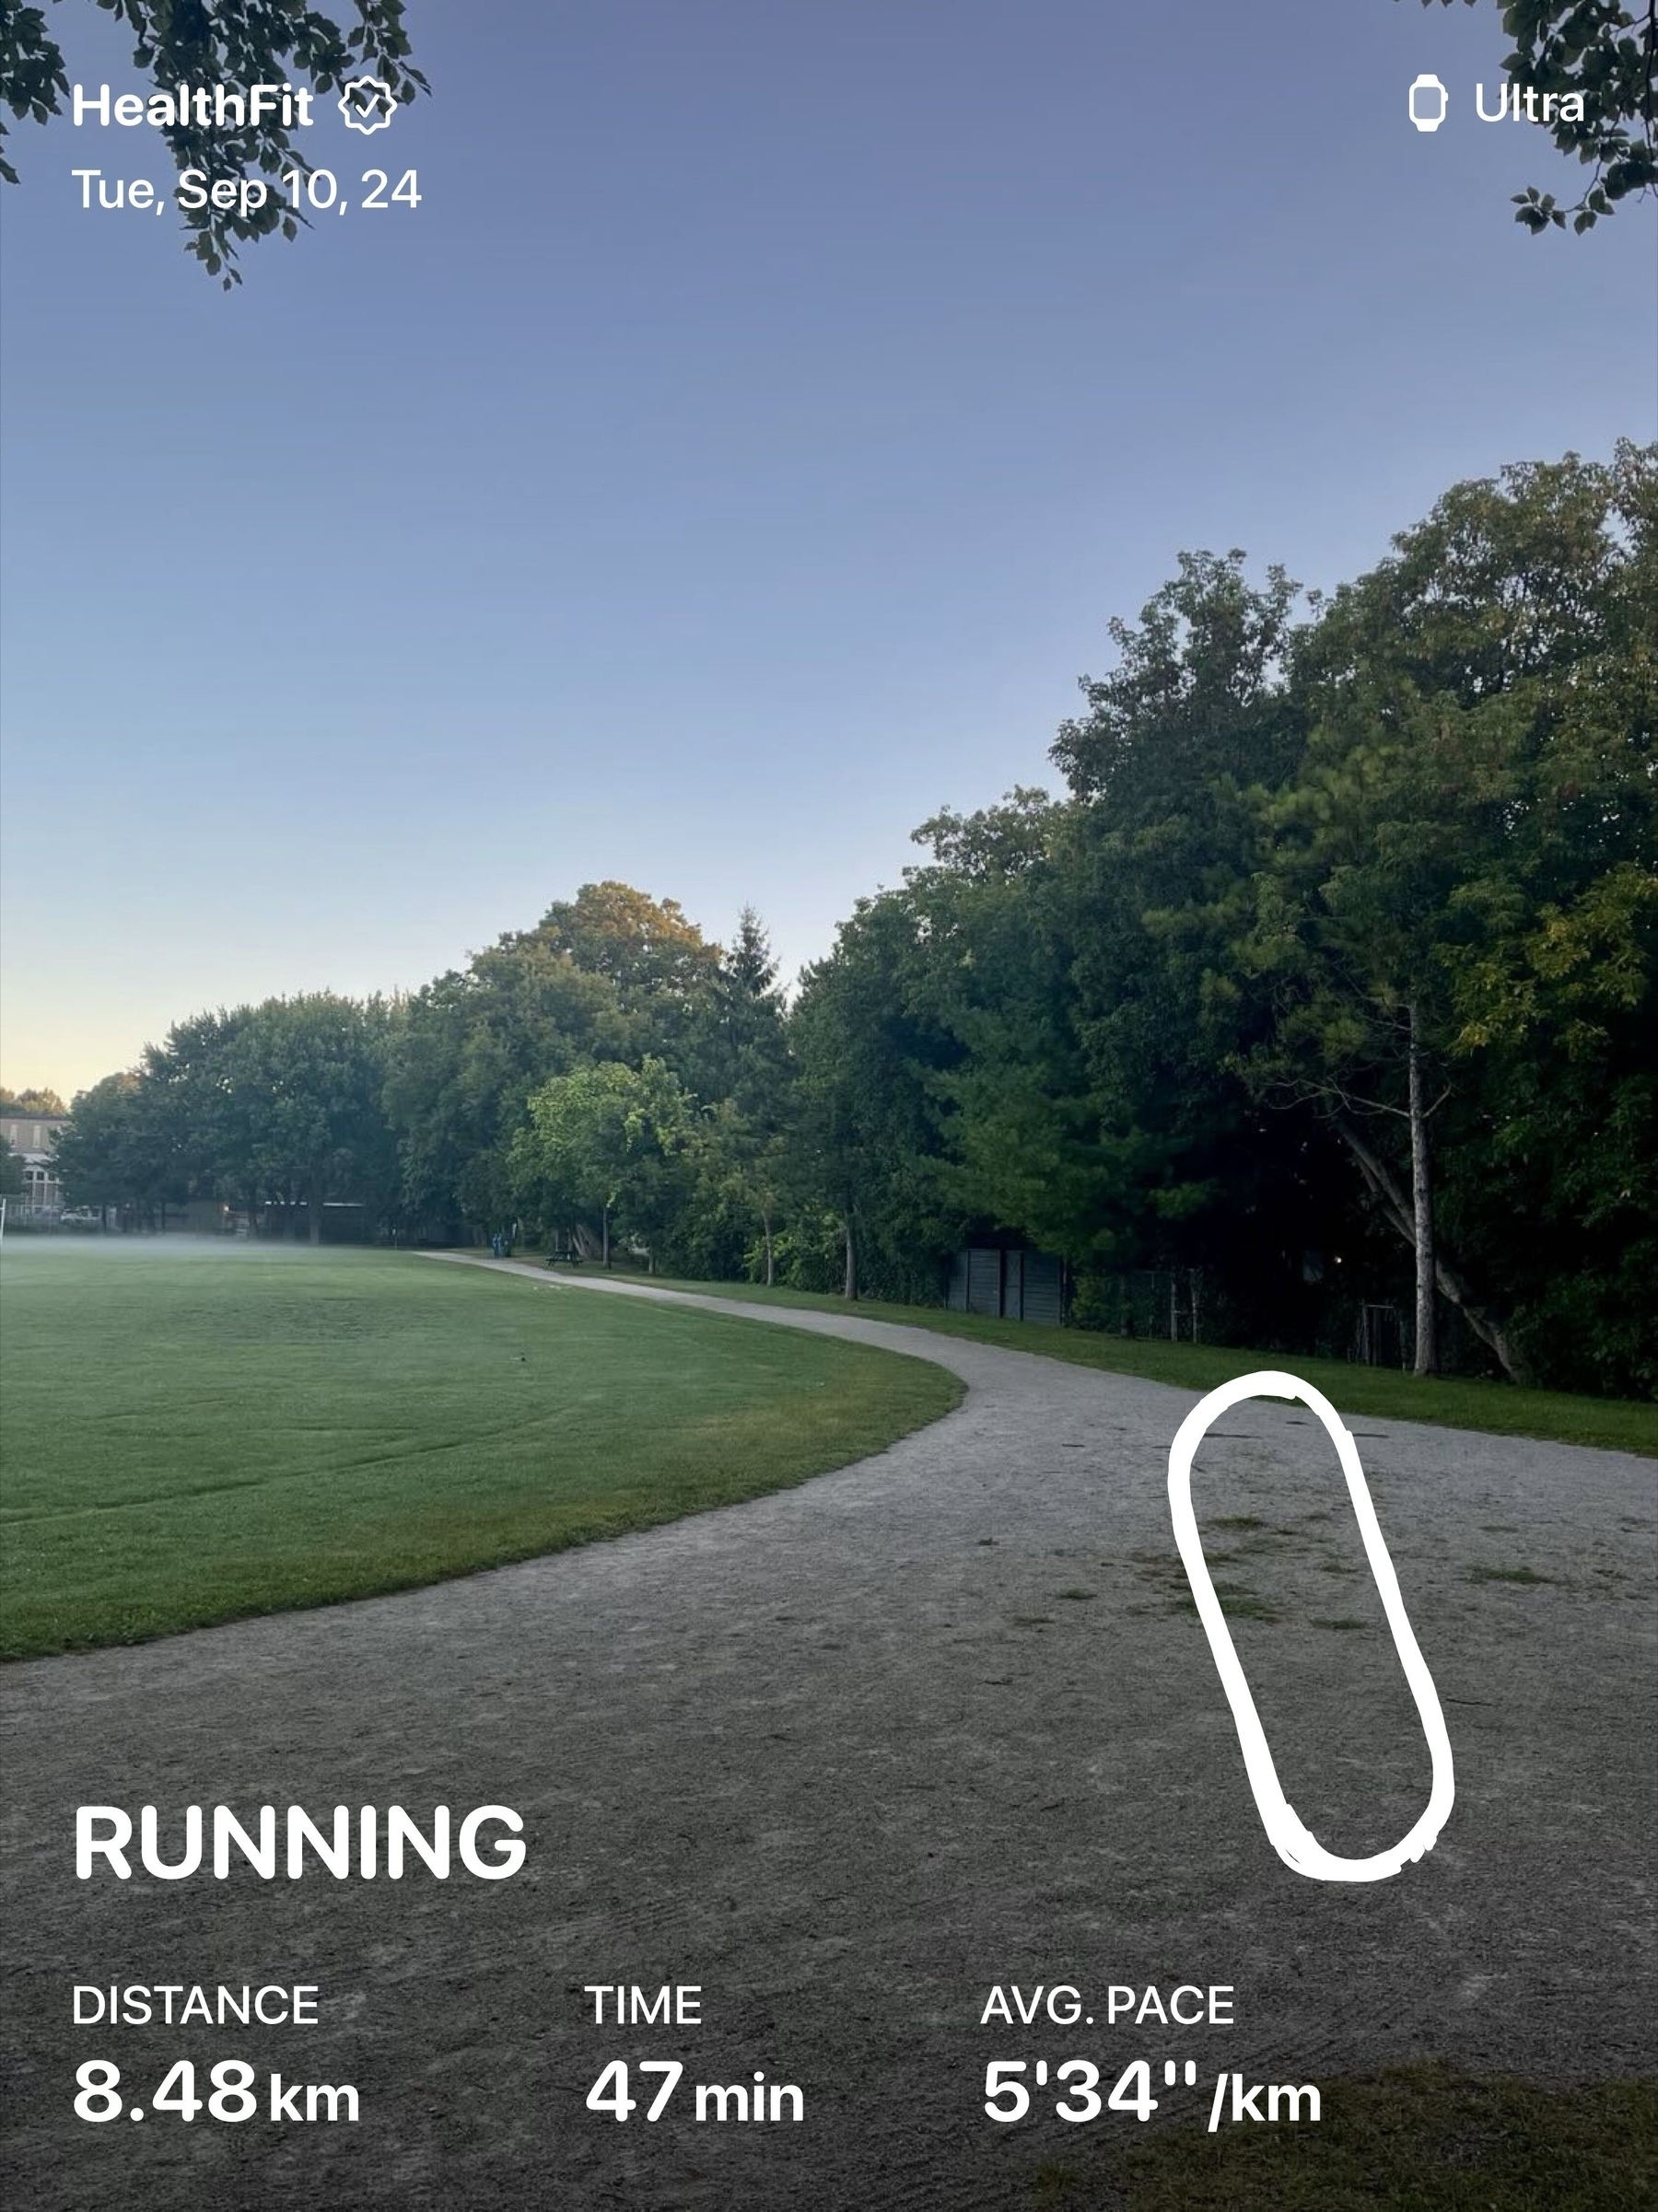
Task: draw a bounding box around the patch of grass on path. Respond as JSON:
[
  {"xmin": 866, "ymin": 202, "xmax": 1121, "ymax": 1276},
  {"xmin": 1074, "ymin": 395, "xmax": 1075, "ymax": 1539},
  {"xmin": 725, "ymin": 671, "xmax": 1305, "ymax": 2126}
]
[
  {"xmin": 1033, "ymin": 2064, "xmax": 1658, "ymax": 2210},
  {"xmin": 0, "ymin": 1244, "xmax": 959, "ymax": 1660},
  {"xmin": 626, "ymin": 1271, "xmax": 1657, "ymax": 1458}
]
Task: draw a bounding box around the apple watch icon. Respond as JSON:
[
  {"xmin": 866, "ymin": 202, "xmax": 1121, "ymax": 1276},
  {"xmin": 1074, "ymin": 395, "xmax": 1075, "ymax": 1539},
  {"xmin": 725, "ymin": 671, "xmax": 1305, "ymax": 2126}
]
[{"xmin": 1409, "ymin": 74, "xmax": 1450, "ymax": 132}]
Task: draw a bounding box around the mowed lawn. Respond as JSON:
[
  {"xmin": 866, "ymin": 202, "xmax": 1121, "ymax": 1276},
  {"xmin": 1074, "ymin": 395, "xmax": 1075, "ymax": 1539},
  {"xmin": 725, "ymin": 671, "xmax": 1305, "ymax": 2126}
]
[
  {"xmin": 0, "ymin": 1244, "xmax": 960, "ymax": 1660},
  {"xmin": 646, "ymin": 1276, "xmax": 1658, "ymax": 1458}
]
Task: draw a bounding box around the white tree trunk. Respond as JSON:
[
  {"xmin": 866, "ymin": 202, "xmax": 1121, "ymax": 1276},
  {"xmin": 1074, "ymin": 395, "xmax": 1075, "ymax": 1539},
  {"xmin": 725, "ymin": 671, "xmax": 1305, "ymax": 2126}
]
[
  {"xmin": 1407, "ymin": 1003, "xmax": 1438, "ymax": 1377},
  {"xmin": 1333, "ymin": 1114, "xmax": 1527, "ymax": 1381}
]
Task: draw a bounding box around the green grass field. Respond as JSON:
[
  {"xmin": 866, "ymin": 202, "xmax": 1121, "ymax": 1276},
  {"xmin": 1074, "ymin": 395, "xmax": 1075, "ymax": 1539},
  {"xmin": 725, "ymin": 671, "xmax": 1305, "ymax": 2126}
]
[
  {"xmin": 639, "ymin": 1273, "xmax": 1658, "ymax": 1458},
  {"xmin": 0, "ymin": 1244, "xmax": 960, "ymax": 1660}
]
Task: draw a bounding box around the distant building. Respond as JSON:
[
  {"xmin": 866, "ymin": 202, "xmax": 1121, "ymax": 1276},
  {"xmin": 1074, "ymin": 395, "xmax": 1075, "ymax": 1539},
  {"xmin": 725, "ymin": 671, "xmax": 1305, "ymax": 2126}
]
[{"xmin": 0, "ymin": 1112, "xmax": 68, "ymax": 1224}]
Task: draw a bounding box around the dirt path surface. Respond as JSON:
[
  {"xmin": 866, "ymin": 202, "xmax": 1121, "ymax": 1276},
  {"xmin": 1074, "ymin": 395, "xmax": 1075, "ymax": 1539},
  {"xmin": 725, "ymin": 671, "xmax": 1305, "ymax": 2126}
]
[{"xmin": 3, "ymin": 1256, "xmax": 1653, "ymax": 2210}]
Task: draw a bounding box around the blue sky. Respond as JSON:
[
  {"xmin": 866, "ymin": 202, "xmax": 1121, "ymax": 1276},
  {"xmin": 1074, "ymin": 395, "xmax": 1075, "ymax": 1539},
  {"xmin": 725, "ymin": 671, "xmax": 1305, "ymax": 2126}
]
[{"xmin": 2, "ymin": 0, "xmax": 1653, "ymax": 1096}]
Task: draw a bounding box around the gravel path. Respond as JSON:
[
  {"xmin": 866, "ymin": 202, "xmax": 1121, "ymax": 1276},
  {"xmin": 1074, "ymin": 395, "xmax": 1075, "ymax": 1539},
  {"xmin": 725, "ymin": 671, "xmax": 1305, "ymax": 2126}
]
[{"xmin": 3, "ymin": 1256, "xmax": 1653, "ymax": 2211}]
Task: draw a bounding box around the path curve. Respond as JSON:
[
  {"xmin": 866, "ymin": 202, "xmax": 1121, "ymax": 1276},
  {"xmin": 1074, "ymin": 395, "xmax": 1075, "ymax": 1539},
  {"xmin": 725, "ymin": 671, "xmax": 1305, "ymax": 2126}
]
[{"xmin": 3, "ymin": 1255, "xmax": 1652, "ymax": 2212}]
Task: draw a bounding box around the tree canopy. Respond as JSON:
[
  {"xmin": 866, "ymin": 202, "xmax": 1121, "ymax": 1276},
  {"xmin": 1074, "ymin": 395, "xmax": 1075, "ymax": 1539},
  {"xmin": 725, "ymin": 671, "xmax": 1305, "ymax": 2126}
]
[
  {"xmin": 510, "ymin": 1058, "xmax": 693, "ymax": 1266},
  {"xmin": 58, "ymin": 994, "xmax": 392, "ymax": 1237}
]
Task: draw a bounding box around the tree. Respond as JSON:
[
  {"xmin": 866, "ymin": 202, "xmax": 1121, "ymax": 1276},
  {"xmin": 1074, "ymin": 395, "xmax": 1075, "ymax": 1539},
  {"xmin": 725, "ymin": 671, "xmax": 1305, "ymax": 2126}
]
[
  {"xmin": 1041, "ymin": 555, "xmax": 1347, "ymax": 1335},
  {"xmin": 789, "ymin": 894, "xmax": 962, "ymax": 1302},
  {"xmin": 691, "ymin": 911, "xmax": 794, "ymax": 1281},
  {"xmin": 509, "ymin": 1057, "xmax": 694, "ymax": 1266},
  {"xmin": 1416, "ymin": 2, "xmax": 1658, "ymax": 228},
  {"xmin": 218, "ymin": 993, "xmax": 394, "ymax": 1238},
  {"xmin": 1235, "ymin": 700, "xmax": 1490, "ymax": 1376},
  {"xmin": 384, "ymin": 939, "xmax": 628, "ymax": 1234},
  {"xmin": 895, "ymin": 790, "xmax": 1112, "ymax": 1271},
  {"xmin": 534, "ymin": 882, "xmax": 721, "ymax": 1007},
  {"xmin": 0, "ymin": 1086, "xmax": 67, "ymax": 1115},
  {"xmin": 1425, "ymin": 443, "xmax": 1658, "ymax": 1392},
  {"xmin": 108, "ymin": 993, "xmax": 393, "ymax": 1234},
  {"xmin": 53, "ymin": 1067, "xmax": 191, "ymax": 1223},
  {"xmin": 682, "ymin": 1096, "xmax": 792, "ymax": 1284},
  {"xmin": 0, "ymin": 1136, "xmax": 24, "ymax": 1199},
  {"xmin": 1235, "ymin": 445, "xmax": 1657, "ymax": 1385},
  {"xmin": 381, "ymin": 883, "xmax": 719, "ymax": 1235},
  {"xmin": 1, "ymin": 2, "xmax": 426, "ymax": 283},
  {"xmin": 703, "ymin": 910, "xmax": 788, "ymax": 1103},
  {"xmin": 54, "ymin": 998, "xmax": 395, "ymax": 1234},
  {"xmin": 1052, "ymin": 551, "xmax": 1303, "ymax": 807}
]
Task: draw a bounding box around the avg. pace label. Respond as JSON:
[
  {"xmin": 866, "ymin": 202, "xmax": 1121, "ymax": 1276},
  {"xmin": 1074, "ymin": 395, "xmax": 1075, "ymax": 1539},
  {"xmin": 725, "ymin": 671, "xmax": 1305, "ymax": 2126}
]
[{"xmin": 977, "ymin": 1982, "xmax": 1317, "ymax": 2134}]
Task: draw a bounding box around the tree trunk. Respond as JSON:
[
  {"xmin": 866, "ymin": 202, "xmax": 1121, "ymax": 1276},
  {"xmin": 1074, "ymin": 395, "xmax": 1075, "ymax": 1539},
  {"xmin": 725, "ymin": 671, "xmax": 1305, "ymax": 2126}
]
[
  {"xmin": 1407, "ymin": 1004, "xmax": 1437, "ymax": 1377},
  {"xmin": 308, "ymin": 1167, "xmax": 323, "ymax": 1246},
  {"xmin": 1333, "ymin": 1113, "xmax": 1533, "ymax": 1385},
  {"xmin": 601, "ymin": 1204, "xmax": 610, "ymax": 1268},
  {"xmin": 842, "ymin": 1216, "xmax": 857, "ymax": 1301},
  {"xmin": 762, "ymin": 1212, "xmax": 775, "ymax": 1288}
]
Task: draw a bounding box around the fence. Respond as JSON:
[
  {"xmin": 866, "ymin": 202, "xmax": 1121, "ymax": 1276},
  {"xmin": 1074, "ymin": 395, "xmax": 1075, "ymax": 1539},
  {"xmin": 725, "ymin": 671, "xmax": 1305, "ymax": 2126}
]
[
  {"xmin": 1086, "ymin": 1268, "xmax": 1208, "ymax": 1343},
  {"xmin": 946, "ymin": 1247, "xmax": 1066, "ymax": 1326}
]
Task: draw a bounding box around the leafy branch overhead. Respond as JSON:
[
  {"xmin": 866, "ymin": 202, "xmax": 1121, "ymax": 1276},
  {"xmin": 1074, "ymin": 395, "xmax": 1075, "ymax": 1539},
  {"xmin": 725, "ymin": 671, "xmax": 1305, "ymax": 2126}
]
[
  {"xmin": 1419, "ymin": 1, "xmax": 1658, "ymax": 227},
  {"xmin": 0, "ymin": 2, "xmax": 427, "ymax": 282}
]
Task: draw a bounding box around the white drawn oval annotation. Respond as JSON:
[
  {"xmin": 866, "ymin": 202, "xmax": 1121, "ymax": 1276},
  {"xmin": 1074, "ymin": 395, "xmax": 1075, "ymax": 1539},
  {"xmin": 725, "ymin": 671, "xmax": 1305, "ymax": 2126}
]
[{"xmin": 1166, "ymin": 1370, "xmax": 1454, "ymax": 1883}]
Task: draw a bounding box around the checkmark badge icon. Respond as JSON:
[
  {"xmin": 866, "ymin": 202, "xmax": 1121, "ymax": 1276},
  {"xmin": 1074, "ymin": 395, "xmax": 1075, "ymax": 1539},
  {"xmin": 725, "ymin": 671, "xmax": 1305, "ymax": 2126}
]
[{"xmin": 339, "ymin": 76, "xmax": 395, "ymax": 134}]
